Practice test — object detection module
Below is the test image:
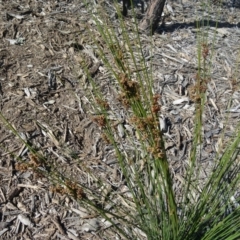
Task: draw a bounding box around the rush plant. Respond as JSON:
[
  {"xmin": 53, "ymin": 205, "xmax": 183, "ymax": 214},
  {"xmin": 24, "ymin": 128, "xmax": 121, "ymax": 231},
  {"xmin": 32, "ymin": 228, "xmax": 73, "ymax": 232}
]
[
  {"xmin": 80, "ymin": 0, "xmax": 240, "ymax": 239},
  {"xmin": 0, "ymin": 1, "xmax": 239, "ymax": 239}
]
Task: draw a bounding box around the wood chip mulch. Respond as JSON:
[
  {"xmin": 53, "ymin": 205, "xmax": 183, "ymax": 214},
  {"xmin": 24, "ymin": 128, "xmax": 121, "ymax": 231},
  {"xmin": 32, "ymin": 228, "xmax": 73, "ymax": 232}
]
[{"xmin": 0, "ymin": 0, "xmax": 239, "ymax": 239}]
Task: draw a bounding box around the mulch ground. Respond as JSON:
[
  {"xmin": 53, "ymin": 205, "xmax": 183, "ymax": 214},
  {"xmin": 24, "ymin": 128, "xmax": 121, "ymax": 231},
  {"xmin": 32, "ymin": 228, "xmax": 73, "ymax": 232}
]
[{"xmin": 0, "ymin": 0, "xmax": 239, "ymax": 239}]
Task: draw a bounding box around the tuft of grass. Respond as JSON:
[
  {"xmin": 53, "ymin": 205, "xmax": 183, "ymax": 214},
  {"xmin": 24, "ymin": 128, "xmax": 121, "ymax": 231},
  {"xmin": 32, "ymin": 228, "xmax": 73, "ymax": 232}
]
[
  {"xmin": 80, "ymin": 0, "xmax": 240, "ymax": 239},
  {"xmin": 0, "ymin": 0, "xmax": 239, "ymax": 239}
]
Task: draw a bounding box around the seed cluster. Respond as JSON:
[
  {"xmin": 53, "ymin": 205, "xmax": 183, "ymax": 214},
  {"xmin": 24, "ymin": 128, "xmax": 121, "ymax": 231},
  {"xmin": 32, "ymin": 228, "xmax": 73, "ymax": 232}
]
[
  {"xmin": 50, "ymin": 181, "xmax": 85, "ymax": 200},
  {"xmin": 118, "ymin": 73, "xmax": 140, "ymax": 107},
  {"xmin": 15, "ymin": 153, "xmax": 85, "ymax": 200}
]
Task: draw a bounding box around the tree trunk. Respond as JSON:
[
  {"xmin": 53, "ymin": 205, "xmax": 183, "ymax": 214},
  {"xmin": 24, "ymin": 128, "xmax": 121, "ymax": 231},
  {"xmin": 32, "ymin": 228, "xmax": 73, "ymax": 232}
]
[
  {"xmin": 122, "ymin": 0, "xmax": 131, "ymax": 17},
  {"xmin": 139, "ymin": 0, "xmax": 166, "ymax": 35}
]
